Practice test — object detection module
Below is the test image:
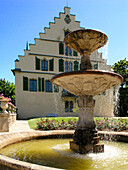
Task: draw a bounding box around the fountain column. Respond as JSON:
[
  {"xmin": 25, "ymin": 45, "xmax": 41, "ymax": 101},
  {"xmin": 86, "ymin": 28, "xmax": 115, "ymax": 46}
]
[
  {"xmin": 70, "ymin": 95, "xmax": 104, "ymax": 154},
  {"xmin": 80, "ymin": 51, "xmax": 92, "ymax": 70},
  {"xmin": 70, "ymin": 51, "xmax": 104, "ymax": 154}
]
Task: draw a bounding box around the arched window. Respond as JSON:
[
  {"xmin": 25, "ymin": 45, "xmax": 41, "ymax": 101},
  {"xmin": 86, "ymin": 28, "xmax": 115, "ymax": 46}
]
[
  {"xmin": 42, "ymin": 60, "xmax": 48, "ymax": 71},
  {"xmin": 65, "ymin": 61, "xmax": 68, "ymax": 72},
  {"xmin": 69, "ymin": 62, "xmax": 72, "ymax": 71}
]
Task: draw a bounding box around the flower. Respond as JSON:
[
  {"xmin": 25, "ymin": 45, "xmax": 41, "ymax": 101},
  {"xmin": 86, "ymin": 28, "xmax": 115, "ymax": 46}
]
[{"xmin": 0, "ymin": 94, "xmax": 11, "ymax": 101}]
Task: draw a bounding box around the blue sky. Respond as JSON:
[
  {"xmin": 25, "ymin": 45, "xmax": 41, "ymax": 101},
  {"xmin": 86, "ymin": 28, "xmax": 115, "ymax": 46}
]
[{"xmin": 0, "ymin": 0, "xmax": 128, "ymax": 83}]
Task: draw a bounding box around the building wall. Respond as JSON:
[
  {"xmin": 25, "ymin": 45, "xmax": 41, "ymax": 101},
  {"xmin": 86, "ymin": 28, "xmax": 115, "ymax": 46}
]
[{"xmin": 13, "ymin": 7, "xmax": 114, "ymax": 119}]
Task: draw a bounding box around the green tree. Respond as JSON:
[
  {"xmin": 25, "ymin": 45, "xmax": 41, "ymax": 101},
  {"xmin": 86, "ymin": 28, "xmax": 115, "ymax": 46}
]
[
  {"xmin": 112, "ymin": 58, "xmax": 128, "ymax": 88},
  {"xmin": 112, "ymin": 58, "xmax": 128, "ymax": 117},
  {"xmin": 0, "ymin": 79, "xmax": 15, "ymax": 104}
]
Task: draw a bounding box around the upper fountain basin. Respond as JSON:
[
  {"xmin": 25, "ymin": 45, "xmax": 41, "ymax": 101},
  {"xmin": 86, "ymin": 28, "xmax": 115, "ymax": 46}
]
[
  {"xmin": 51, "ymin": 70, "xmax": 123, "ymax": 96},
  {"xmin": 64, "ymin": 29, "xmax": 108, "ymax": 55}
]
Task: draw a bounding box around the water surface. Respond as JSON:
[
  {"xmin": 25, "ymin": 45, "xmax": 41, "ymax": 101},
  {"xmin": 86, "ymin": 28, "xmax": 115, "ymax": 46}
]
[{"xmin": 0, "ymin": 139, "xmax": 128, "ymax": 170}]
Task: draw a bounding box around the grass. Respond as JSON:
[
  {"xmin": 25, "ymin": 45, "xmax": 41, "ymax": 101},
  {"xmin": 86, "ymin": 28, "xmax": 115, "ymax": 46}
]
[{"xmin": 28, "ymin": 117, "xmax": 128, "ymax": 130}]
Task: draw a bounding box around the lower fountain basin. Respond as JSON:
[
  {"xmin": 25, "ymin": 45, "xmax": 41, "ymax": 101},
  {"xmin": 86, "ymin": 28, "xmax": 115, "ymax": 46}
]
[
  {"xmin": 0, "ymin": 133, "xmax": 128, "ymax": 170},
  {"xmin": 0, "ymin": 131, "xmax": 128, "ymax": 170},
  {"xmin": 51, "ymin": 70, "xmax": 123, "ymax": 96}
]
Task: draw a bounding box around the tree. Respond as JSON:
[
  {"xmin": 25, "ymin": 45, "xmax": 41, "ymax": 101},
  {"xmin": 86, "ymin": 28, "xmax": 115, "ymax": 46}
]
[
  {"xmin": 0, "ymin": 79, "xmax": 15, "ymax": 104},
  {"xmin": 112, "ymin": 58, "xmax": 128, "ymax": 117},
  {"xmin": 112, "ymin": 58, "xmax": 128, "ymax": 88}
]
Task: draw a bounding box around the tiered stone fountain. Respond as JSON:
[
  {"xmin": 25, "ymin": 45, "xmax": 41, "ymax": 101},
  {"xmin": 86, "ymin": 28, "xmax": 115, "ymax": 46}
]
[{"xmin": 51, "ymin": 29, "xmax": 123, "ymax": 154}]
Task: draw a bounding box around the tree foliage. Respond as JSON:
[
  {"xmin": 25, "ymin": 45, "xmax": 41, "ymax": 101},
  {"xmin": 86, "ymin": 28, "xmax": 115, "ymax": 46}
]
[
  {"xmin": 112, "ymin": 58, "xmax": 128, "ymax": 117},
  {"xmin": 0, "ymin": 79, "xmax": 15, "ymax": 104},
  {"xmin": 112, "ymin": 58, "xmax": 128, "ymax": 87}
]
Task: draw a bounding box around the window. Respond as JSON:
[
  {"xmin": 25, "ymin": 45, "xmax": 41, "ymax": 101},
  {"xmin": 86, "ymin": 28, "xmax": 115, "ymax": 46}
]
[
  {"xmin": 69, "ymin": 62, "xmax": 72, "ymax": 71},
  {"xmin": 45, "ymin": 80, "xmax": 52, "ymax": 92},
  {"xmin": 23, "ymin": 77, "xmax": 28, "ymax": 91},
  {"xmin": 69, "ymin": 48, "xmax": 72, "ymax": 56},
  {"xmin": 58, "ymin": 31, "xmax": 78, "ymax": 57},
  {"xmin": 65, "ymin": 61, "xmax": 68, "ymax": 72},
  {"xmin": 94, "ymin": 63, "xmax": 98, "ymax": 70},
  {"xmin": 65, "ymin": 101, "xmax": 73, "ymax": 112},
  {"xmin": 54, "ymin": 85, "xmax": 59, "ymax": 93},
  {"xmin": 42, "ymin": 60, "xmax": 48, "ymax": 71},
  {"xmin": 59, "ymin": 59, "xmax": 64, "ymax": 72},
  {"xmin": 73, "ymin": 50, "xmax": 78, "ymax": 56},
  {"xmin": 30, "ymin": 80, "xmax": 37, "ymax": 92},
  {"xmin": 65, "ymin": 46, "xmax": 69, "ymax": 56}
]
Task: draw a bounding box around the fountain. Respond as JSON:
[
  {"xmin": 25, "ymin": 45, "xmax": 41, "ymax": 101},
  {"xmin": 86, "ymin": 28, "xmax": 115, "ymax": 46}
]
[
  {"xmin": 0, "ymin": 29, "xmax": 125, "ymax": 170},
  {"xmin": 51, "ymin": 29, "xmax": 123, "ymax": 154}
]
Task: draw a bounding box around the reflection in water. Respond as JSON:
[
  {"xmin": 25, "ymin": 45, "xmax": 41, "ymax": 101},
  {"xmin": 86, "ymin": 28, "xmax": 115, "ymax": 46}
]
[{"xmin": 0, "ymin": 139, "xmax": 128, "ymax": 170}]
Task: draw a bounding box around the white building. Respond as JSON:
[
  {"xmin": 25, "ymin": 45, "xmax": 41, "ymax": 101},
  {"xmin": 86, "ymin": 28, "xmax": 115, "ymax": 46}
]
[{"xmin": 12, "ymin": 7, "xmax": 114, "ymax": 119}]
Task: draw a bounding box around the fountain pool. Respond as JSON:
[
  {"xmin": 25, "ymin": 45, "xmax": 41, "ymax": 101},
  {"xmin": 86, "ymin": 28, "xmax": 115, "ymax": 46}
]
[{"xmin": 0, "ymin": 138, "xmax": 128, "ymax": 170}]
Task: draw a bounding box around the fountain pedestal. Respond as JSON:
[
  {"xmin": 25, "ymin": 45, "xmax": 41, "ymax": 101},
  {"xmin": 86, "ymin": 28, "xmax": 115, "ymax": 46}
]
[{"xmin": 70, "ymin": 96, "xmax": 104, "ymax": 154}]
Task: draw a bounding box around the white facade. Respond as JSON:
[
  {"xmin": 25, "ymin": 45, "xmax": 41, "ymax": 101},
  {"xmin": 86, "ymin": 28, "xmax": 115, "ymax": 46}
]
[{"xmin": 12, "ymin": 7, "xmax": 114, "ymax": 119}]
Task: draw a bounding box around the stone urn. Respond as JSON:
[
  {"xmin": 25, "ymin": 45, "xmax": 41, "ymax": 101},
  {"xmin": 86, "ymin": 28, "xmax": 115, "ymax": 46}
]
[
  {"xmin": 1, "ymin": 101, "xmax": 9, "ymax": 114},
  {"xmin": 0, "ymin": 94, "xmax": 11, "ymax": 114}
]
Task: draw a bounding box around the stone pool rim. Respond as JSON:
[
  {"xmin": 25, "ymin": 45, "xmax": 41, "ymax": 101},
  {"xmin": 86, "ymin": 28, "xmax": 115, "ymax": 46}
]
[{"xmin": 0, "ymin": 130, "xmax": 128, "ymax": 170}]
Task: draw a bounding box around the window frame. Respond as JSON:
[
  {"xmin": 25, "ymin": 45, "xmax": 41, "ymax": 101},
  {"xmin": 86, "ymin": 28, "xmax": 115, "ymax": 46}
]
[
  {"xmin": 30, "ymin": 79, "xmax": 37, "ymax": 92},
  {"xmin": 41, "ymin": 59, "xmax": 48, "ymax": 71},
  {"xmin": 45, "ymin": 80, "xmax": 53, "ymax": 92}
]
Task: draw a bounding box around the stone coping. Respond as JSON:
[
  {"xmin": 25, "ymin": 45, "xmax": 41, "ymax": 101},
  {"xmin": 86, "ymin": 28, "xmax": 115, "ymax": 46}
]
[{"xmin": 0, "ymin": 130, "xmax": 128, "ymax": 170}]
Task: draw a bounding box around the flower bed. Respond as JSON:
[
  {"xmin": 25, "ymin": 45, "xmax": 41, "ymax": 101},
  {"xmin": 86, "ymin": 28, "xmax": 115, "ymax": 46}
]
[
  {"xmin": 36, "ymin": 117, "xmax": 128, "ymax": 132},
  {"xmin": 37, "ymin": 118, "xmax": 77, "ymax": 130},
  {"xmin": 96, "ymin": 118, "xmax": 128, "ymax": 131}
]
